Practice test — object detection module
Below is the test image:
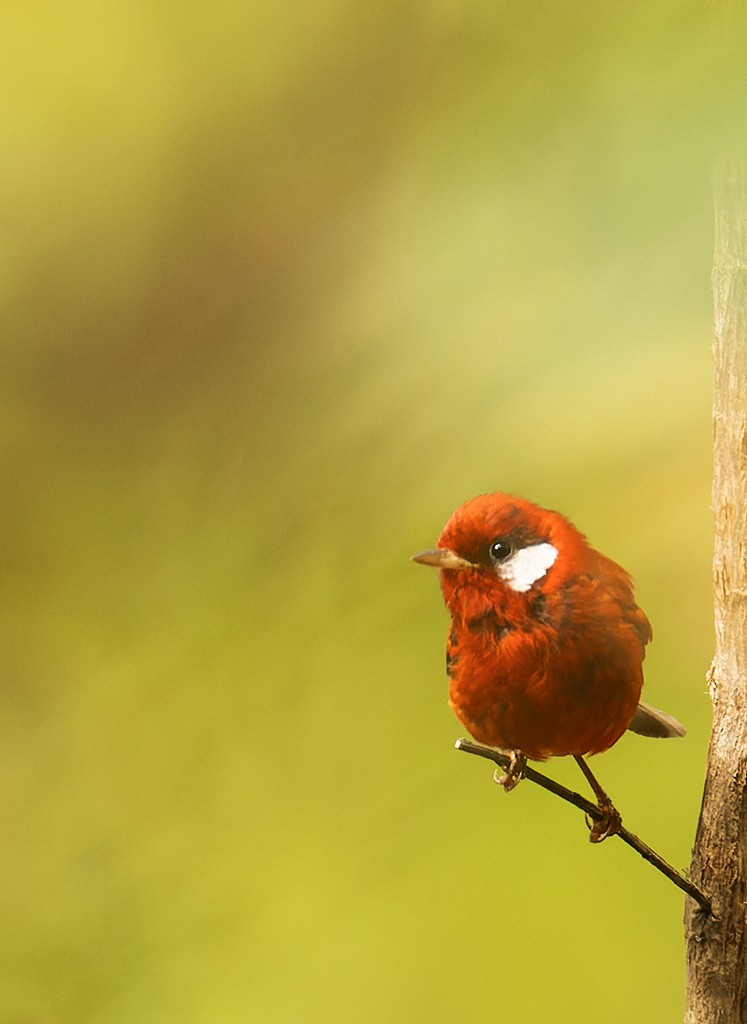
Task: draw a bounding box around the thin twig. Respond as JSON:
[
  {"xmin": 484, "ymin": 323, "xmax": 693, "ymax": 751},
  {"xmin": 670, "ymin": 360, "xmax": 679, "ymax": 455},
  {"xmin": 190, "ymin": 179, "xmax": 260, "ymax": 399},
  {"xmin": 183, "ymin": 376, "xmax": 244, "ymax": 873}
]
[{"xmin": 454, "ymin": 738, "xmax": 713, "ymax": 916}]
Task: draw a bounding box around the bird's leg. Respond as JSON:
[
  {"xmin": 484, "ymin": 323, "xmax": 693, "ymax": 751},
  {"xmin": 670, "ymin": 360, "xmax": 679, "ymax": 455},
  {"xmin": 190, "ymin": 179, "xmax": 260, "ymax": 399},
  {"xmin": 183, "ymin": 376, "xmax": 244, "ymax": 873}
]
[
  {"xmin": 573, "ymin": 755, "xmax": 622, "ymax": 843},
  {"xmin": 493, "ymin": 749, "xmax": 527, "ymax": 792}
]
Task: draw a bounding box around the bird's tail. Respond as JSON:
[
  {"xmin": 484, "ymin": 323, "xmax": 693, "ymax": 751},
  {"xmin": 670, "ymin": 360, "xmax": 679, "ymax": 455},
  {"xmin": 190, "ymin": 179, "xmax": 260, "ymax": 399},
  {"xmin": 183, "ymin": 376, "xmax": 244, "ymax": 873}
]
[{"xmin": 628, "ymin": 700, "xmax": 686, "ymax": 738}]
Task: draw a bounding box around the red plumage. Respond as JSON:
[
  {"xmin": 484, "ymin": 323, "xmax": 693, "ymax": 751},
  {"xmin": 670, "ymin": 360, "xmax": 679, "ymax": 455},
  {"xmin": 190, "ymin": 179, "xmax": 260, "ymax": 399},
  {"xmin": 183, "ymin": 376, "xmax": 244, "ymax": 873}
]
[{"xmin": 413, "ymin": 493, "xmax": 681, "ymax": 765}]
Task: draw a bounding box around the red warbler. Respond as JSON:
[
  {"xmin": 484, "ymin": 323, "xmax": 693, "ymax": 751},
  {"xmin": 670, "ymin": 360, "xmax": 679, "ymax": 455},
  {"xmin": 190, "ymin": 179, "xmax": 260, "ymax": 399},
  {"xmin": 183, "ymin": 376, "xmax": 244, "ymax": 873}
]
[{"xmin": 412, "ymin": 492, "xmax": 684, "ymax": 841}]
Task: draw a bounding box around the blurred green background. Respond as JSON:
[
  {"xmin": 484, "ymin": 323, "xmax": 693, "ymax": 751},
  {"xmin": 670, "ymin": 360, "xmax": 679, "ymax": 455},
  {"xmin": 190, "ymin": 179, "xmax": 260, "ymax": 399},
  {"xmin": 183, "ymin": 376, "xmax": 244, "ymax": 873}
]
[{"xmin": 1, "ymin": 2, "xmax": 728, "ymax": 1022}]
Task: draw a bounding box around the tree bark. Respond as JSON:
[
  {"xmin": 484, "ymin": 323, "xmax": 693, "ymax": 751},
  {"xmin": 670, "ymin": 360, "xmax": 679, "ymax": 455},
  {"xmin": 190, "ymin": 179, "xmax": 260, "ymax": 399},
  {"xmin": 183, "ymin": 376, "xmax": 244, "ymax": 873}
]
[{"xmin": 685, "ymin": 159, "xmax": 747, "ymax": 1023}]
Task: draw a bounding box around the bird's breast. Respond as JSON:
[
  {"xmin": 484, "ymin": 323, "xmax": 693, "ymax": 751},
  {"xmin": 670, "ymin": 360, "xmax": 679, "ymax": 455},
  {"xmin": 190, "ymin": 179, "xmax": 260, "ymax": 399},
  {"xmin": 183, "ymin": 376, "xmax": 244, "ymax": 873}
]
[{"xmin": 446, "ymin": 604, "xmax": 644, "ymax": 759}]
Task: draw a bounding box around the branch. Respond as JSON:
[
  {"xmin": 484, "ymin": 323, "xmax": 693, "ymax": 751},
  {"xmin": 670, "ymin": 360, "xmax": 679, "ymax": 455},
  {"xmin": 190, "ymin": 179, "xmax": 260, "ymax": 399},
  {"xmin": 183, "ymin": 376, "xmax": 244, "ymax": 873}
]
[{"xmin": 454, "ymin": 738, "xmax": 713, "ymax": 916}]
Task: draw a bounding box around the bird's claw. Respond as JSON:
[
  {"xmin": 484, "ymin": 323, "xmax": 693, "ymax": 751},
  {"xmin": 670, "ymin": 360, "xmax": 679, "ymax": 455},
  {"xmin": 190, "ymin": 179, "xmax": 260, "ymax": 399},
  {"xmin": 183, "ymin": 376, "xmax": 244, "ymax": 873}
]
[
  {"xmin": 585, "ymin": 801, "xmax": 622, "ymax": 843},
  {"xmin": 493, "ymin": 750, "xmax": 527, "ymax": 792}
]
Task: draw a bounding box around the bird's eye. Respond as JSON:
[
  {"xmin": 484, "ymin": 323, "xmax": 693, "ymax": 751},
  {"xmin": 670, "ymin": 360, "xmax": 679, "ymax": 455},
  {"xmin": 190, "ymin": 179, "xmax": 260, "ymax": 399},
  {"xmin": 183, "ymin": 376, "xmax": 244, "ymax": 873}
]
[{"xmin": 488, "ymin": 538, "xmax": 512, "ymax": 562}]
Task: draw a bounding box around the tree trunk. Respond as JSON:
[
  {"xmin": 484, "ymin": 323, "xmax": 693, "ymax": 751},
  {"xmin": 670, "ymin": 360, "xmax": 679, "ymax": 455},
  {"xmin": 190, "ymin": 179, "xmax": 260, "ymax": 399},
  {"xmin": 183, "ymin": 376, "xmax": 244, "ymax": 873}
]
[{"xmin": 684, "ymin": 159, "xmax": 747, "ymax": 1023}]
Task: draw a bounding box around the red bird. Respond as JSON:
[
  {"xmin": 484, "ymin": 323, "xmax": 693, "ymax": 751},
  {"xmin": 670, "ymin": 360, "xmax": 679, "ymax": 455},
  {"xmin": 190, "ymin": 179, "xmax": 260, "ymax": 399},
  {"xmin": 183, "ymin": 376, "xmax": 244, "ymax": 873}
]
[{"xmin": 412, "ymin": 493, "xmax": 684, "ymax": 841}]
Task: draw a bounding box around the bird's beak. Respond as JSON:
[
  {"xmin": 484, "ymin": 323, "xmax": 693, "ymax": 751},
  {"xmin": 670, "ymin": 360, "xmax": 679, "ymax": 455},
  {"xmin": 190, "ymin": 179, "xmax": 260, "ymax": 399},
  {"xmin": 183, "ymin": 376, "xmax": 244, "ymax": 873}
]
[{"xmin": 410, "ymin": 548, "xmax": 475, "ymax": 571}]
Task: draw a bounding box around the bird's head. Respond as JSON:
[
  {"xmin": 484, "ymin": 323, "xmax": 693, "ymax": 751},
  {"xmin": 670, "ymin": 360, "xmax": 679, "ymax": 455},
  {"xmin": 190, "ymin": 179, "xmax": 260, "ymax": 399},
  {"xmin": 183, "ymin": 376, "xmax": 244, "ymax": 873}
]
[{"xmin": 411, "ymin": 493, "xmax": 591, "ymax": 612}]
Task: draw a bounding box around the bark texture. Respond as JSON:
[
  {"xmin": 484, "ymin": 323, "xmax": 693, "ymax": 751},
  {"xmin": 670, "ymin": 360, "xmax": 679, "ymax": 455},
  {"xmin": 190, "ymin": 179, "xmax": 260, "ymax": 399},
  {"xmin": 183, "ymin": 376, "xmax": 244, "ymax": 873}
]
[{"xmin": 685, "ymin": 159, "xmax": 747, "ymax": 1024}]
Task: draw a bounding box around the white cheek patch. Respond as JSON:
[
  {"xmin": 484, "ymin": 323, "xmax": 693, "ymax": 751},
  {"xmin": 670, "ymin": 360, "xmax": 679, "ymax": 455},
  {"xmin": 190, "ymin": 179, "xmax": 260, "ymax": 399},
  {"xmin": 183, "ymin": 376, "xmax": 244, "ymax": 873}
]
[{"xmin": 498, "ymin": 542, "xmax": 558, "ymax": 593}]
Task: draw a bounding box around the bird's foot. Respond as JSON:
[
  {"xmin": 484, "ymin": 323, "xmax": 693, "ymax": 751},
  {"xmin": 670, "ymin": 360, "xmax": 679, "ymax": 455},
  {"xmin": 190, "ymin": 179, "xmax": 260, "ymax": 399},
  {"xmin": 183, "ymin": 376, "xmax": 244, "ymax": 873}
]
[
  {"xmin": 573, "ymin": 755, "xmax": 622, "ymax": 843},
  {"xmin": 585, "ymin": 799, "xmax": 622, "ymax": 843},
  {"xmin": 493, "ymin": 749, "xmax": 527, "ymax": 792}
]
